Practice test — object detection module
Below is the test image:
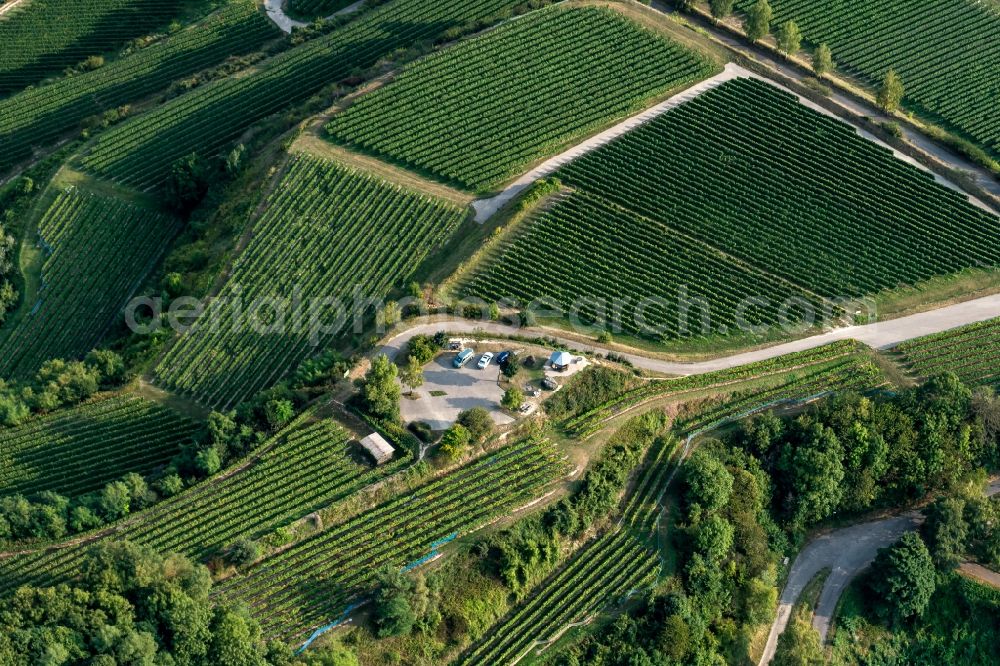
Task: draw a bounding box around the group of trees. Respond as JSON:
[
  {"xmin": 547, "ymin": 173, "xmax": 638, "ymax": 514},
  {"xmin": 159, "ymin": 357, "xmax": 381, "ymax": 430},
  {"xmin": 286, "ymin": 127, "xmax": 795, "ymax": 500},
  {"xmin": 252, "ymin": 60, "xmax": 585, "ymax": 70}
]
[
  {"xmin": 649, "ymin": 374, "xmax": 995, "ymax": 662},
  {"xmin": 0, "ymin": 472, "xmax": 153, "ymax": 543},
  {"xmin": 728, "ymin": 374, "xmax": 993, "ymax": 535},
  {"xmin": 0, "ymin": 540, "xmax": 356, "ymax": 665},
  {"xmin": 686, "ymin": 0, "xmax": 904, "ymax": 110},
  {"xmin": 0, "ymin": 349, "xmax": 125, "ymax": 426}
]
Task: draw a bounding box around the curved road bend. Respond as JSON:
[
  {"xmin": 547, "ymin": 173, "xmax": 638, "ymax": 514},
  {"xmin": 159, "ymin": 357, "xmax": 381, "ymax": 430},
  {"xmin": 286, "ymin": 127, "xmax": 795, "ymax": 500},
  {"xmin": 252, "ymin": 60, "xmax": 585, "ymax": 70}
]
[
  {"xmin": 759, "ymin": 479, "xmax": 1000, "ymax": 665},
  {"xmin": 379, "ymin": 293, "xmax": 1000, "ymax": 375}
]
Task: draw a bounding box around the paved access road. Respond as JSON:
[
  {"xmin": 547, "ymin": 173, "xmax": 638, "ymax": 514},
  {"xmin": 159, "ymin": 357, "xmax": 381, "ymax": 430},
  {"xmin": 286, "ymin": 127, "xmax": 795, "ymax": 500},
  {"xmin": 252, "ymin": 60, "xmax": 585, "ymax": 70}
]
[
  {"xmin": 759, "ymin": 479, "xmax": 1000, "ymax": 665},
  {"xmin": 380, "ymin": 293, "xmax": 1000, "ymax": 377}
]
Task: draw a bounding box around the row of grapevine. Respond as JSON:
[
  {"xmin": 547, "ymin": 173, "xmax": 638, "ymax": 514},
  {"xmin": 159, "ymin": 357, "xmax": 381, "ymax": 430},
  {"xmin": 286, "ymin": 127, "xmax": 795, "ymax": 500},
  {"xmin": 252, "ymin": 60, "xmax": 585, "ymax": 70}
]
[
  {"xmin": 895, "ymin": 317, "xmax": 1000, "ymax": 387},
  {"xmin": 458, "ymin": 530, "xmax": 659, "ymax": 665},
  {"xmin": 735, "ymin": 0, "xmax": 1000, "ymax": 155},
  {"xmin": 154, "ymin": 155, "xmax": 465, "ymax": 409},
  {"xmin": 80, "ymin": 0, "xmax": 540, "ymax": 190},
  {"xmin": 0, "ymin": 0, "xmax": 277, "ymax": 176},
  {"xmin": 212, "ymin": 437, "xmax": 566, "ymax": 641},
  {"xmin": 325, "ymin": 6, "xmax": 718, "ymax": 192},
  {"xmin": 0, "ymin": 393, "xmax": 202, "ymax": 499},
  {"xmin": 0, "ymin": 0, "xmax": 190, "ymax": 94},
  {"xmin": 562, "ymin": 340, "xmax": 869, "ymax": 437},
  {"xmin": 558, "ymin": 78, "xmax": 1000, "ymax": 299},
  {"xmin": 459, "ymin": 432, "xmax": 679, "ymax": 665},
  {"xmin": 0, "ymin": 414, "xmax": 400, "ymax": 595},
  {"xmin": 0, "ymin": 187, "xmax": 179, "ymax": 377},
  {"xmin": 287, "ymin": 0, "xmax": 356, "ymax": 20},
  {"xmin": 464, "ymin": 189, "xmax": 829, "ymax": 339}
]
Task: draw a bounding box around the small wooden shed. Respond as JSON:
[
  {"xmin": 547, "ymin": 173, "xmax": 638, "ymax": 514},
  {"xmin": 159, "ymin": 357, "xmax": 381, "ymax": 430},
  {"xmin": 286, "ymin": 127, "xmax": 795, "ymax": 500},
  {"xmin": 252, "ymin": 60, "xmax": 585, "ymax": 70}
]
[{"xmin": 359, "ymin": 432, "xmax": 395, "ymax": 465}]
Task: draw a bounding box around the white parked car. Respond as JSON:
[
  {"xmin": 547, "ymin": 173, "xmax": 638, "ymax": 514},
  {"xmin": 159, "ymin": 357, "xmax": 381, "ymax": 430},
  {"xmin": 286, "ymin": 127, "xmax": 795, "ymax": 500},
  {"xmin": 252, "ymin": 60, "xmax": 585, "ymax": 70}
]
[{"xmin": 477, "ymin": 352, "xmax": 494, "ymax": 369}]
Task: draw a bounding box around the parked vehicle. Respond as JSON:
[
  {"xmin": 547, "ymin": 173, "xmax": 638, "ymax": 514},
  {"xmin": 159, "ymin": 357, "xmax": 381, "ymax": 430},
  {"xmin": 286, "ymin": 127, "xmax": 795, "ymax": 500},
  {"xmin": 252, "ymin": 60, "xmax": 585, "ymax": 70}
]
[
  {"xmin": 496, "ymin": 351, "xmax": 511, "ymax": 367},
  {"xmin": 541, "ymin": 377, "xmax": 559, "ymax": 391},
  {"xmin": 453, "ymin": 348, "xmax": 474, "ymax": 368},
  {"xmin": 477, "ymin": 352, "xmax": 494, "ymax": 369},
  {"xmin": 524, "ymin": 384, "xmax": 541, "ymax": 398}
]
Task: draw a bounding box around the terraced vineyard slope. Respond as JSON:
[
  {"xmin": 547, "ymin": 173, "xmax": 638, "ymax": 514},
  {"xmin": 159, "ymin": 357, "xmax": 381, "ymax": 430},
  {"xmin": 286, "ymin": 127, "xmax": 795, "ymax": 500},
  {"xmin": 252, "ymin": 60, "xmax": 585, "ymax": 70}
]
[
  {"xmin": 735, "ymin": 0, "xmax": 1000, "ymax": 155},
  {"xmin": 0, "ymin": 0, "xmax": 277, "ymax": 175},
  {"xmin": 81, "ymin": 0, "xmax": 541, "ymax": 190},
  {"xmin": 0, "ymin": 187, "xmax": 179, "ymax": 377},
  {"xmin": 0, "ymin": 0, "xmax": 192, "ymax": 95},
  {"xmin": 458, "ymin": 432, "xmax": 677, "ymax": 666},
  {"xmin": 896, "ymin": 317, "xmax": 1000, "ymax": 387},
  {"xmin": 287, "ymin": 0, "xmax": 356, "ymax": 19},
  {"xmin": 326, "ymin": 5, "xmax": 717, "ymax": 192},
  {"xmin": 0, "ymin": 412, "xmax": 401, "ymax": 594},
  {"xmin": 155, "ymin": 155, "xmax": 464, "ymax": 409},
  {"xmin": 464, "ymin": 78, "xmax": 999, "ymax": 343},
  {"xmin": 214, "ymin": 437, "xmax": 565, "ymax": 642},
  {"xmin": 0, "ymin": 394, "xmax": 202, "ymax": 499}
]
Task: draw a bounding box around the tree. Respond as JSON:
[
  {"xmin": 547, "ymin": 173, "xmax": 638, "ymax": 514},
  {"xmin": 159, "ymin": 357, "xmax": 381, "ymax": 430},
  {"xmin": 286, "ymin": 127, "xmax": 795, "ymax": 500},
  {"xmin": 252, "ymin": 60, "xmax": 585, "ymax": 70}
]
[
  {"xmin": 777, "ymin": 20, "xmax": 802, "ymax": 56},
  {"xmin": 207, "ymin": 606, "xmax": 267, "ymax": 666},
  {"xmin": 501, "ymin": 354, "xmax": 521, "ymax": 379},
  {"xmin": 457, "ymin": 407, "xmax": 493, "ymax": 443},
  {"xmin": 694, "ymin": 515, "xmax": 734, "ymax": 563},
  {"xmin": 869, "ymin": 532, "xmax": 936, "ymax": 623},
  {"xmin": 97, "ymin": 481, "xmax": 132, "ymax": 521},
  {"xmin": 877, "ymin": 68, "xmax": 904, "ymax": 112},
  {"xmin": 84, "ymin": 349, "xmax": 125, "ymax": 385},
  {"xmin": 195, "ymin": 447, "xmax": 222, "ymax": 477},
  {"xmin": 814, "ymin": 42, "xmax": 834, "ymax": 76},
  {"xmin": 439, "ymin": 424, "xmax": 471, "ymax": 461},
  {"xmin": 374, "ymin": 567, "xmax": 416, "ymax": 637},
  {"xmin": 773, "ymin": 606, "xmax": 824, "ymax": 666},
  {"xmin": 401, "ymin": 356, "xmax": 424, "ymax": 396},
  {"xmin": 164, "ymin": 152, "xmax": 210, "ymax": 214},
  {"xmin": 407, "ymin": 334, "xmax": 438, "ymax": 365},
  {"xmin": 746, "ymin": 0, "xmax": 772, "ymax": 42},
  {"xmin": 683, "ymin": 450, "xmax": 733, "ymax": 519},
  {"xmin": 227, "ymin": 538, "xmax": 261, "ymax": 568},
  {"xmin": 264, "ymin": 398, "xmax": 294, "ymax": 430},
  {"xmin": 709, "ymin": 0, "xmax": 735, "ymax": 20},
  {"xmin": 380, "ymin": 301, "xmax": 401, "ymax": 328},
  {"xmin": 502, "ymin": 387, "xmax": 524, "ymax": 411},
  {"xmin": 362, "ymin": 354, "xmax": 400, "ymax": 421},
  {"xmin": 922, "ymin": 496, "xmax": 968, "ymax": 569},
  {"xmin": 788, "ymin": 424, "xmax": 844, "ymax": 527}
]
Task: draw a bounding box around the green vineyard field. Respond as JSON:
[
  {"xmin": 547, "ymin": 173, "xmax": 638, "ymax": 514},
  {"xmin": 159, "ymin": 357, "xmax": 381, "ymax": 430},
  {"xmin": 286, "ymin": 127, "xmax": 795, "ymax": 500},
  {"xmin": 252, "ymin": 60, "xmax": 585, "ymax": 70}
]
[
  {"xmin": 896, "ymin": 317, "xmax": 1000, "ymax": 387},
  {"xmin": 0, "ymin": 394, "xmax": 202, "ymax": 499},
  {"xmin": 0, "ymin": 187, "xmax": 180, "ymax": 377},
  {"xmin": 325, "ymin": 5, "xmax": 717, "ymax": 192},
  {"xmin": 81, "ymin": 0, "xmax": 541, "ymax": 190},
  {"xmin": 287, "ymin": 0, "xmax": 356, "ymax": 19},
  {"xmin": 154, "ymin": 155, "xmax": 464, "ymax": 409},
  {"xmin": 0, "ymin": 413, "xmax": 401, "ymax": 594},
  {"xmin": 555, "ymin": 79, "xmax": 998, "ymax": 300},
  {"xmin": 561, "ymin": 340, "xmax": 882, "ymax": 438},
  {"xmin": 0, "ymin": 0, "xmax": 277, "ymax": 175},
  {"xmin": 0, "ymin": 0, "xmax": 190, "ymax": 95},
  {"xmin": 735, "ymin": 0, "xmax": 1000, "ymax": 155},
  {"xmin": 465, "ymin": 189, "xmax": 827, "ymax": 339},
  {"xmin": 213, "ymin": 437, "xmax": 565, "ymax": 641}
]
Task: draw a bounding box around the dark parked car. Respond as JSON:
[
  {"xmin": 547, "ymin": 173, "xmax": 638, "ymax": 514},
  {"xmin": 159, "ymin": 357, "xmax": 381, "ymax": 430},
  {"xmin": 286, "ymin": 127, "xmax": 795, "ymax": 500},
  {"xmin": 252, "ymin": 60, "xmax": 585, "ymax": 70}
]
[{"xmin": 496, "ymin": 351, "xmax": 511, "ymax": 367}]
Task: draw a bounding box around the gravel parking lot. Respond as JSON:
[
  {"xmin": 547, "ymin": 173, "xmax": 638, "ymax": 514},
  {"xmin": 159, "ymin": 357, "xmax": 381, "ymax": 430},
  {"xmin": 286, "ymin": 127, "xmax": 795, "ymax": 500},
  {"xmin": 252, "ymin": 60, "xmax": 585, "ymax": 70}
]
[{"xmin": 399, "ymin": 352, "xmax": 515, "ymax": 430}]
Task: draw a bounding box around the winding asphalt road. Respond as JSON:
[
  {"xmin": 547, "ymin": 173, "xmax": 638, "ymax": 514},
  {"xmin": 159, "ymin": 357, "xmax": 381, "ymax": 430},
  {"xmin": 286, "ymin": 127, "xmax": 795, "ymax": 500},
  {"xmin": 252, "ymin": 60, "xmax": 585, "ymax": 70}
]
[
  {"xmin": 264, "ymin": 0, "xmax": 364, "ymax": 33},
  {"xmin": 759, "ymin": 479, "xmax": 1000, "ymax": 665},
  {"xmin": 379, "ymin": 293, "xmax": 1000, "ymax": 374}
]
